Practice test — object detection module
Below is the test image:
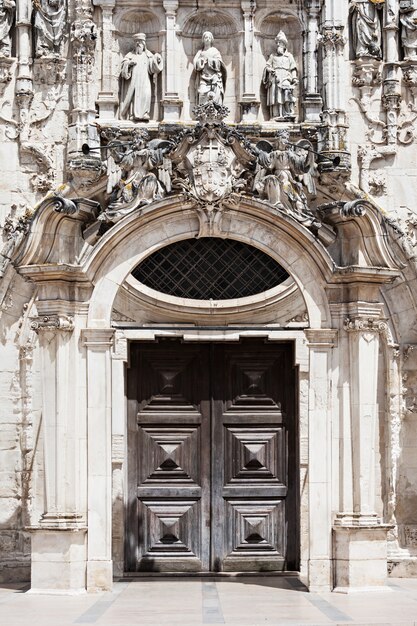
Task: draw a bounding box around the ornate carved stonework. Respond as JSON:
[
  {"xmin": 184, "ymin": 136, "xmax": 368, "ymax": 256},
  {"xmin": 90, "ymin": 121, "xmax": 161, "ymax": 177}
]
[{"xmin": 30, "ymin": 314, "xmax": 75, "ymax": 332}]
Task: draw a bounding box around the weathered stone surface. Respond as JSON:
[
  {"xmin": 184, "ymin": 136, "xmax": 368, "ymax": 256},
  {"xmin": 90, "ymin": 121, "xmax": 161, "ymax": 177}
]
[{"xmin": 0, "ymin": 0, "xmax": 417, "ymax": 594}]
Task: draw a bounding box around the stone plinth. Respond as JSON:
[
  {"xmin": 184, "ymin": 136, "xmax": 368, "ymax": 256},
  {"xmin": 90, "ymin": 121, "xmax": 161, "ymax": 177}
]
[
  {"xmin": 333, "ymin": 525, "xmax": 392, "ymax": 593},
  {"xmin": 30, "ymin": 529, "xmax": 87, "ymax": 594}
]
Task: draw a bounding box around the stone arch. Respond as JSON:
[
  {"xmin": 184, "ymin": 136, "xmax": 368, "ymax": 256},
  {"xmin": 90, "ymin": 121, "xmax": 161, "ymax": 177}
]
[{"xmin": 82, "ymin": 197, "xmax": 333, "ymax": 328}]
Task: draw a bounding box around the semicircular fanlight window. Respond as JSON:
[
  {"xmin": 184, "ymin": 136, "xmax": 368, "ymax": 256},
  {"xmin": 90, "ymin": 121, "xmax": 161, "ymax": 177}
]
[{"xmin": 131, "ymin": 238, "xmax": 290, "ymax": 300}]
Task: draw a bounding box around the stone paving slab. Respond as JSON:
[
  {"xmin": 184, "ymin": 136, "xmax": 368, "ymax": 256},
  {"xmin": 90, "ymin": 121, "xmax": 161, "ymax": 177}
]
[{"xmin": 0, "ymin": 578, "xmax": 417, "ymax": 626}]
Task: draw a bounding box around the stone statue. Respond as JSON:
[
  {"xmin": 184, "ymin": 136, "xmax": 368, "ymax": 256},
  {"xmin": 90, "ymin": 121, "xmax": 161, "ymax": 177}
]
[
  {"xmin": 101, "ymin": 130, "xmax": 172, "ymax": 223},
  {"xmin": 350, "ymin": 0, "xmax": 382, "ymax": 59},
  {"xmin": 34, "ymin": 0, "xmax": 66, "ymax": 58},
  {"xmin": 400, "ymin": 3, "xmax": 417, "ymax": 60},
  {"xmin": 193, "ymin": 31, "xmax": 226, "ymax": 106},
  {"xmin": 262, "ymin": 31, "xmax": 298, "ymax": 121},
  {"xmin": 120, "ymin": 33, "xmax": 163, "ymax": 122},
  {"xmin": 253, "ymin": 130, "xmax": 318, "ymax": 227},
  {"xmin": 0, "ymin": 0, "xmax": 15, "ymax": 58}
]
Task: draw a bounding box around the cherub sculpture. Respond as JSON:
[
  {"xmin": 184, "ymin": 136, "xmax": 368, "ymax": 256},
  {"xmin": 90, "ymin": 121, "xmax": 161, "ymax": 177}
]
[
  {"xmin": 100, "ymin": 130, "xmax": 172, "ymax": 223},
  {"xmin": 253, "ymin": 130, "xmax": 318, "ymax": 227}
]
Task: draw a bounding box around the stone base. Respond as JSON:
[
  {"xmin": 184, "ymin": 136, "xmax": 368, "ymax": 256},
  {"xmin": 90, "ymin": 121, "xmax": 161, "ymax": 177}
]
[
  {"xmin": 308, "ymin": 557, "xmax": 332, "ymax": 592},
  {"xmin": 333, "ymin": 525, "xmax": 391, "ymax": 592},
  {"xmin": 388, "ymin": 556, "xmax": 417, "ymax": 577},
  {"xmin": 239, "ymin": 98, "xmax": 260, "ymax": 123},
  {"xmin": 161, "ymin": 98, "xmax": 183, "ymax": 122},
  {"xmin": 87, "ymin": 559, "xmax": 113, "ymax": 592},
  {"xmin": 30, "ymin": 529, "xmax": 87, "ymax": 594},
  {"xmin": 303, "ymin": 94, "xmax": 323, "ymax": 123},
  {"xmin": 96, "ymin": 92, "xmax": 119, "ymax": 119}
]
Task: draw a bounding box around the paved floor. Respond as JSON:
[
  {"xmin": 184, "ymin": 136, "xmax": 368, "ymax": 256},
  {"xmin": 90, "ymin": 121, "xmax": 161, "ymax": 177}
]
[{"xmin": 1, "ymin": 577, "xmax": 417, "ymax": 626}]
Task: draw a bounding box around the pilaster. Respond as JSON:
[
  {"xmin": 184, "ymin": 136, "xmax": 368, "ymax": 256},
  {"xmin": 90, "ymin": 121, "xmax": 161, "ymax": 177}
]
[
  {"xmin": 303, "ymin": 0, "xmax": 323, "ymax": 122},
  {"xmin": 94, "ymin": 0, "xmax": 118, "ymax": 120},
  {"xmin": 239, "ymin": 0, "xmax": 260, "ymax": 123},
  {"xmin": 29, "ymin": 313, "xmax": 88, "ymax": 594},
  {"xmin": 333, "ymin": 311, "xmax": 393, "ymax": 592},
  {"xmin": 82, "ymin": 328, "xmax": 115, "ymax": 592},
  {"xmin": 305, "ymin": 328, "xmax": 337, "ymax": 591},
  {"xmin": 161, "ymin": 0, "xmax": 182, "ymax": 122},
  {"xmin": 111, "ymin": 332, "xmax": 128, "ymax": 577}
]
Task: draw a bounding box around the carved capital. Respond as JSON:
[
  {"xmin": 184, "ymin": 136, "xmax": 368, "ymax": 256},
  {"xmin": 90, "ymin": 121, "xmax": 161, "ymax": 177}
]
[
  {"xmin": 163, "ymin": 0, "xmax": 179, "ymax": 14},
  {"xmin": 352, "ymin": 58, "xmax": 382, "ymax": 88},
  {"xmin": 318, "ymin": 26, "xmax": 346, "ymax": 53},
  {"xmin": 343, "ymin": 317, "xmax": 396, "ymax": 346},
  {"xmin": 31, "ymin": 314, "xmax": 75, "ymax": 333}
]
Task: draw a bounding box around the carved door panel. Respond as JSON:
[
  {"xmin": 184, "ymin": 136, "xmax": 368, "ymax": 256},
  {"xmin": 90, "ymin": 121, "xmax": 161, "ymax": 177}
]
[
  {"xmin": 127, "ymin": 343, "xmax": 210, "ymax": 572},
  {"xmin": 211, "ymin": 342, "xmax": 296, "ymax": 572},
  {"xmin": 127, "ymin": 340, "xmax": 297, "ymax": 573}
]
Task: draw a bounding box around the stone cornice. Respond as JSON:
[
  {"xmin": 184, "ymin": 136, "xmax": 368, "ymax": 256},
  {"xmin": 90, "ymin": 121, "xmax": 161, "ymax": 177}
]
[
  {"xmin": 82, "ymin": 328, "xmax": 115, "ymax": 347},
  {"xmin": 305, "ymin": 328, "xmax": 338, "ymax": 348}
]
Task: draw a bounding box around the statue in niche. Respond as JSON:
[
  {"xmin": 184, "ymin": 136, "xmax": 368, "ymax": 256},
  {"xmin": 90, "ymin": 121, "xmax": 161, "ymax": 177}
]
[
  {"xmin": 262, "ymin": 31, "xmax": 298, "ymax": 121},
  {"xmin": 100, "ymin": 129, "xmax": 172, "ymax": 223},
  {"xmin": 33, "ymin": 0, "xmax": 66, "ymax": 57},
  {"xmin": 400, "ymin": 2, "xmax": 417, "ymax": 59},
  {"xmin": 120, "ymin": 33, "xmax": 163, "ymax": 122},
  {"xmin": 350, "ymin": 0, "xmax": 382, "ymax": 59},
  {"xmin": 253, "ymin": 130, "xmax": 318, "ymax": 227},
  {"xmin": 0, "ymin": 0, "xmax": 15, "ymax": 58},
  {"xmin": 193, "ymin": 31, "xmax": 226, "ymax": 106}
]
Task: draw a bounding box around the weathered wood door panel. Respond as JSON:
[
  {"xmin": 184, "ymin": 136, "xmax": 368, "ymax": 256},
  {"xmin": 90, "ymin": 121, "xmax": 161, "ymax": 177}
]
[
  {"xmin": 127, "ymin": 340, "xmax": 297, "ymax": 573},
  {"xmin": 212, "ymin": 343, "xmax": 293, "ymax": 572}
]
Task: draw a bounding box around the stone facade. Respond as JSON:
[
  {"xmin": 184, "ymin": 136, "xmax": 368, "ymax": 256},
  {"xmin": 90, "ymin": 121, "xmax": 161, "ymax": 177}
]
[{"xmin": 1, "ymin": 0, "xmax": 417, "ymax": 594}]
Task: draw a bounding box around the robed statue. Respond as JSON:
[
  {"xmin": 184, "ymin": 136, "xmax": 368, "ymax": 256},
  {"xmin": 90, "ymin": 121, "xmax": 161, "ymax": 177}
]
[
  {"xmin": 350, "ymin": 0, "xmax": 382, "ymax": 59},
  {"xmin": 400, "ymin": 2, "xmax": 417, "ymax": 60},
  {"xmin": 0, "ymin": 0, "xmax": 14, "ymax": 57},
  {"xmin": 193, "ymin": 31, "xmax": 226, "ymax": 106},
  {"xmin": 34, "ymin": 0, "xmax": 66, "ymax": 57},
  {"xmin": 262, "ymin": 31, "xmax": 298, "ymax": 120},
  {"xmin": 120, "ymin": 33, "xmax": 163, "ymax": 122}
]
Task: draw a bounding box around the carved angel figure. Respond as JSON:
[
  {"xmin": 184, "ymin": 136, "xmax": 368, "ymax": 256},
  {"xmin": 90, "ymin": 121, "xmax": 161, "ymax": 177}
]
[
  {"xmin": 350, "ymin": 0, "xmax": 382, "ymax": 59},
  {"xmin": 120, "ymin": 33, "xmax": 163, "ymax": 122},
  {"xmin": 34, "ymin": 0, "xmax": 66, "ymax": 57},
  {"xmin": 193, "ymin": 31, "xmax": 226, "ymax": 106},
  {"xmin": 400, "ymin": 4, "xmax": 417, "ymax": 60},
  {"xmin": 101, "ymin": 130, "xmax": 172, "ymax": 223},
  {"xmin": 254, "ymin": 130, "xmax": 318, "ymax": 227},
  {"xmin": 262, "ymin": 31, "xmax": 298, "ymax": 120},
  {"xmin": 0, "ymin": 0, "xmax": 15, "ymax": 58}
]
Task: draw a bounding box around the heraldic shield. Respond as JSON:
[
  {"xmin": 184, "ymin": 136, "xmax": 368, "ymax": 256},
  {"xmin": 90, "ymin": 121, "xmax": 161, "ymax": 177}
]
[{"xmin": 185, "ymin": 133, "xmax": 238, "ymax": 204}]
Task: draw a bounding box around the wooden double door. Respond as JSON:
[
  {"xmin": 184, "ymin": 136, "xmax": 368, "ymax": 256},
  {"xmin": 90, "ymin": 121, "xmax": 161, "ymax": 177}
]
[{"xmin": 126, "ymin": 340, "xmax": 298, "ymax": 573}]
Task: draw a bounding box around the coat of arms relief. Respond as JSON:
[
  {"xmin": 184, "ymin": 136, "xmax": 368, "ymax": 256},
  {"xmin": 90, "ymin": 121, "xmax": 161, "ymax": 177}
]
[{"xmin": 94, "ymin": 99, "xmax": 321, "ymax": 239}]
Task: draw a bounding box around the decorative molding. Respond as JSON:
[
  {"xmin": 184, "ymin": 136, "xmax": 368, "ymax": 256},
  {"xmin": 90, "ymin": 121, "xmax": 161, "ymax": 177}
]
[
  {"xmin": 343, "ymin": 316, "xmax": 397, "ymax": 346},
  {"xmin": 30, "ymin": 314, "xmax": 75, "ymax": 332}
]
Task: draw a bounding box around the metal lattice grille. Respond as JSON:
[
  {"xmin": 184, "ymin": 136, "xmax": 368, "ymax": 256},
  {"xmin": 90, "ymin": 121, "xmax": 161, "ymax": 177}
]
[{"xmin": 132, "ymin": 238, "xmax": 289, "ymax": 300}]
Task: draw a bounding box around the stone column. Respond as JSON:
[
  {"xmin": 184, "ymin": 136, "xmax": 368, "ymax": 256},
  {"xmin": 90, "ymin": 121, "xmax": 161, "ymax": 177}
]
[
  {"xmin": 303, "ymin": 0, "xmax": 323, "ymax": 122},
  {"xmin": 67, "ymin": 0, "xmax": 102, "ymax": 188},
  {"xmin": 15, "ymin": 0, "xmax": 32, "ymax": 96},
  {"xmin": 318, "ymin": 2, "xmax": 350, "ymax": 170},
  {"xmin": 382, "ymin": 0, "xmax": 401, "ymax": 146},
  {"xmin": 94, "ymin": 0, "xmax": 118, "ymax": 119},
  {"xmin": 29, "ymin": 314, "xmax": 87, "ymax": 594},
  {"xmin": 83, "ymin": 328, "xmax": 115, "ymax": 592},
  {"xmin": 333, "ymin": 315, "xmax": 392, "ymax": 592},
  {"xmin": 240, "ymin": 0, "xmax": 259, "ymax": 123},
  {"xmin": 305, "ymin": 329, "xmax": 337, "ymax": 591},
  {"xmin": 161, "ymin": 0, "xmax": 182, "ymax": 122}
]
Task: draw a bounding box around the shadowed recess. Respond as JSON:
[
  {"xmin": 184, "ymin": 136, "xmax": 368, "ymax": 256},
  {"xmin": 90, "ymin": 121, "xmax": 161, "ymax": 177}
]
[{"xmin": 131, "ymin": 238, "xmax": 290, "ymax": 300}]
